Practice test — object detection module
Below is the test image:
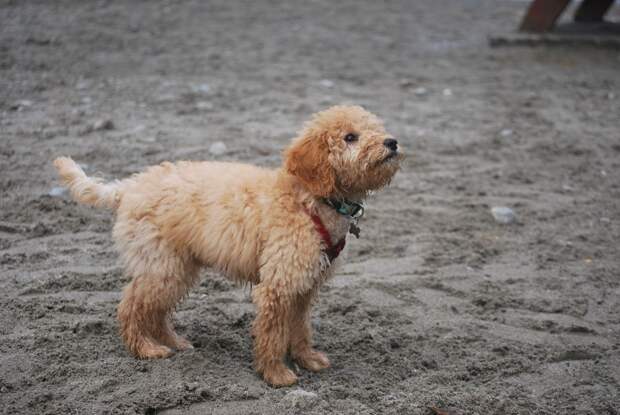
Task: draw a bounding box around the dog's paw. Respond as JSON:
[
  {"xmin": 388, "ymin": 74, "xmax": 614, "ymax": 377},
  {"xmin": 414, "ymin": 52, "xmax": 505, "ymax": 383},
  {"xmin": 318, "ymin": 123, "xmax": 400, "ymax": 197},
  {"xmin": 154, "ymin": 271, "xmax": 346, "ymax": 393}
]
[
  {"xmin": 173, "ymin": 336, "xmax": 194, "ymax": 351},
  {"xmin": 294, "ymin": 349, "xmax": 330, "ymax": 372},
  {"xmin": 262, "ymin": 364, "xmax": 298, "ymax": 387},
  {"xmin": 136, "ymin": 343, "xmax": 174, "ymax": 359}
]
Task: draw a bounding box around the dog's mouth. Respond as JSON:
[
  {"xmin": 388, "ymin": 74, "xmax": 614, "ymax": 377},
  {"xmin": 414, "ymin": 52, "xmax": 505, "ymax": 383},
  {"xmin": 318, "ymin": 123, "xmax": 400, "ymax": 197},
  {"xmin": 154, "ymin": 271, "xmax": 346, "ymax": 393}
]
[{"xmin": 381, "ymin": 150, "xmax": 399, "ymax": 163}]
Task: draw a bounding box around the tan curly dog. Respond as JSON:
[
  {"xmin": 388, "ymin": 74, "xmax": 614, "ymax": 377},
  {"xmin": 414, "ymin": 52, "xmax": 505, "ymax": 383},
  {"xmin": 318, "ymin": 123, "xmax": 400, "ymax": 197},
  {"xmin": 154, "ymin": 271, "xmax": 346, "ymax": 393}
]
[{"xmin": 53, "ymin": 105, "xmax": 402, "ymax": 386}]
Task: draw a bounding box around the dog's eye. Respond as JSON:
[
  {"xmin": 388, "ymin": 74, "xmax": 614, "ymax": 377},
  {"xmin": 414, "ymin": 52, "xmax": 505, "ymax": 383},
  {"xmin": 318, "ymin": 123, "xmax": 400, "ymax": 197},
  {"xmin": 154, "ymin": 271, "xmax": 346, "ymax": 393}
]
[{"xmin": 344, "ymin": 133, "xmax": 358, "ymax": 143}]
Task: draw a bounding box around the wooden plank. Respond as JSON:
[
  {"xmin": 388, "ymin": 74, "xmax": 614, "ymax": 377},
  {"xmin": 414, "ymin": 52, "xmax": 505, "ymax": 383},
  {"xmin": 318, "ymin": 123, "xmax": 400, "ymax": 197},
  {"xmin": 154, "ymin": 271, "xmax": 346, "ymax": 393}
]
[
  {"xmin": 574, "ymin": 0, "xmax": 614, "ymax": 22},
  {"xmin": 520, "ymin": 0, "xmax": 571, "ymax": 33}
]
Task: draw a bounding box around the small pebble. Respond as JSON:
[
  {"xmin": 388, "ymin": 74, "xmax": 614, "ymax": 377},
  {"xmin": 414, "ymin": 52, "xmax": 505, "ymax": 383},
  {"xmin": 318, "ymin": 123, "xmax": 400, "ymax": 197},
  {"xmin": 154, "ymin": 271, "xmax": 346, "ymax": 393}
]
[
  {"xmin": 281, "ymin": 389, "xmax": 319, "ymax": 409},
  {"xmin": 76, "ymin": 80, "xmax": 90, "ymax": 90},
  {"xmin": 209, "ymin": 141, "xmax": 227, "ymax": 156},
  {"xmin": 93, "ymin": 119, "xmax": 114, "ymax": 131},
  {"xmin": 130, "ymin": 124, "xmax": 146, "ymax": 134},
  {"xmin": 71, "ymin": 108, "xmax": 86, "ymax": 117},
  {"xmin": 196, "ymin": 101, "xmax": 213, "ymax": 110},
  {"xmin": 48, "ymin": 187, "xmax": 66, "ymax": 197},
  {"xmin": 442, "ymin": 88, "xmax": 453, "ymax": 97},
  {"xmin": 319, "ymin": 79, "xmax": 334, "ymax": 88},
  {"xmin": 184, "ymin": 382, "xmax": 199, "ymax": 392},
  {"xmin": 499, "ymin": 129, "xmax": 513, "ymax": 138},
  {"xmin": 10, "ymin": 100, "xmax": 33, "ymax": 111},
  {"xmin": 193, "ymin": 83, "xmax": 210, "ymax": 93},
  {"xmin": 491, "ymin": 206, "xmax": 517, "ymax": 224},
  {"xmin": 413, "ymin": 87, "xmax": 428, "ymax": 96},
  {"xmin": 561, "ymin": 184, "xmax": 573, "ymax": 192},
  {"xmin": 607, "ymin": 92, "xmax": 615, "ymax": 100}
]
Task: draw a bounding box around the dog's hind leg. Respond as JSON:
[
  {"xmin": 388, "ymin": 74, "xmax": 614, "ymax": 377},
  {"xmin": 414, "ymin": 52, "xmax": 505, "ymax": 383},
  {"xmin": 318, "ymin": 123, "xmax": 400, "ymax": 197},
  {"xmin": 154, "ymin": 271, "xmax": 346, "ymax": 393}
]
[
  {"xmin": 117, "ymin": 260, "xmax": 199, "ymax": 358},
  {"xmin": 117, "ymin": 274, "xmax": 173, "ymax": 359},
  {"xmin": 115, "ymin": 223, "xmax": 200, "ymax": 359}
]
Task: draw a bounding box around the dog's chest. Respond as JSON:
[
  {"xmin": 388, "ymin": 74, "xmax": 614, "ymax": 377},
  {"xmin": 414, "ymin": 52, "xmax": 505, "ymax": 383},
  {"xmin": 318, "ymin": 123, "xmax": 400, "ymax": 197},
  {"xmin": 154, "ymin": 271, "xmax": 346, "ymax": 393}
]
[
  {"xmin": 317, "ymin": 206, "xmax": 351, "ymax": 245},
  {"xmin": 313, "ymin": 208, "xmax": 351, "ymax": 279}
]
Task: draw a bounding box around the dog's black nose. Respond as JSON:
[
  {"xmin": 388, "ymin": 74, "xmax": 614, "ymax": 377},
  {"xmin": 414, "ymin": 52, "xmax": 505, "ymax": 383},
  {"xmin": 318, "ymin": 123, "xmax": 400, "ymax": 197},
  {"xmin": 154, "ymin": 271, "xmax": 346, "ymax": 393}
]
[{"xmin": 383, "ymin": 138, "xmax": 398, "ymax": 151}]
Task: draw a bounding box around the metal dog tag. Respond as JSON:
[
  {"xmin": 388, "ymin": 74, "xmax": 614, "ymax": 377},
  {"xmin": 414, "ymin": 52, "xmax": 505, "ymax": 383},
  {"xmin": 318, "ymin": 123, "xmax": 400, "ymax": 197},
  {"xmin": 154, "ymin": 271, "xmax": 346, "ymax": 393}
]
[{"xmin": 349, "ymin": 222, "xmax": 361, "ymax": 239}]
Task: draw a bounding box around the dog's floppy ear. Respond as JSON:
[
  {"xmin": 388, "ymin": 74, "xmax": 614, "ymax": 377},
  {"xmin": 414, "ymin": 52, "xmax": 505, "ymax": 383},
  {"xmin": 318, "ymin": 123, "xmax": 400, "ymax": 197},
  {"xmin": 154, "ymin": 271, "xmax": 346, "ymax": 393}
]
[{"xmin": 284, "ymin": 133, "xmax": 335, "ymax": 197}]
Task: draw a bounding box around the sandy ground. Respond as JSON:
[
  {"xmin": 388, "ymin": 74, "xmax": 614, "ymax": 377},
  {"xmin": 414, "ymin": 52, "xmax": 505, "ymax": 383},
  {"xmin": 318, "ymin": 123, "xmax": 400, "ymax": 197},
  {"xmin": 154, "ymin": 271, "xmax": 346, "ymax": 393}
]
[{"xmin": 1, "ymin": 0, "xmax": 620, "ymax": 414}]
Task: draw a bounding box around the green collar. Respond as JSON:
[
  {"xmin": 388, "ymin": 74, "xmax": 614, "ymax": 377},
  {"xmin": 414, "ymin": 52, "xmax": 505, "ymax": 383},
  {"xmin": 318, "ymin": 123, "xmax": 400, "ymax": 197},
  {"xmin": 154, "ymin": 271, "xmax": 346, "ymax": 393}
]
[{"xmin": 322, "ymin": 198, "xmax": 365, "ymax": 219}]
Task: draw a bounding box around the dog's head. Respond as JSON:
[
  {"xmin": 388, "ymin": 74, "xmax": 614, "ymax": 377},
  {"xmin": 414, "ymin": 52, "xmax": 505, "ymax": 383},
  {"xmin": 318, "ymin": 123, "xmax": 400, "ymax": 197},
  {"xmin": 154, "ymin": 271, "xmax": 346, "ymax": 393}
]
[{"xmin": 284, "ymin": 105, "xmax": 402, "ymax": 198}]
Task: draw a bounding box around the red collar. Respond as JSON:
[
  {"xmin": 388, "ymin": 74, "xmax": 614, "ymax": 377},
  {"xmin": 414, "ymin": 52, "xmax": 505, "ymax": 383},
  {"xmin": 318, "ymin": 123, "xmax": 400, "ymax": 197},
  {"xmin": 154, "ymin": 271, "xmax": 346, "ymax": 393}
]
[{"xmin": 307, "ymin": 211, "xmax": 346, "ymax": 262}]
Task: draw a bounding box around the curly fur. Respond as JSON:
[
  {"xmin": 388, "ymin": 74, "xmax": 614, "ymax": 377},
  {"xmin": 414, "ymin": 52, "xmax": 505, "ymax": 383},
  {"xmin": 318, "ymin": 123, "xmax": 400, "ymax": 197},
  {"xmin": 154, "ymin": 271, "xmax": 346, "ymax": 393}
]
[{"xmin": 53, "ymin": 105, "xmax": 402, "ymax": 386}]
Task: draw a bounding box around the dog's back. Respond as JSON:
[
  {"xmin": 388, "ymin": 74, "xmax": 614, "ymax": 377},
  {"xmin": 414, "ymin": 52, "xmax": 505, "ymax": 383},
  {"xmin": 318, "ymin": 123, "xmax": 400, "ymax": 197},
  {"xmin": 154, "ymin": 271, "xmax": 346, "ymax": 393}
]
[{"xmin": 118, "ymin": 160, "xmax": 277, "ymax": 282}]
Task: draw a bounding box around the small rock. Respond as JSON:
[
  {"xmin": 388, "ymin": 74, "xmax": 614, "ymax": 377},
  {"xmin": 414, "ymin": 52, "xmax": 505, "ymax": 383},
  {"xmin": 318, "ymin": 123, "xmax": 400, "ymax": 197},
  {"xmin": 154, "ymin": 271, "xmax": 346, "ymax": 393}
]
[
  {"xmin": 81, "ymin": 96, "xmax": 92, "ymax": 105},
  {"xmin": 31, "ymin": 222, "xmax": 51, "ymax": 237},
  {"xmin": 491, "ymin": 206, "xmax": 517, "ymax": 224},
  {"xmin": 561, "ymin": 184, "xmax": 573, "ymax": 192},
  {"xmin": 607, "ymin": 92, "xmax": 615, "ymax": 100},
  {"xmin": 499, "ymin": 129, "xmax": 513, "ymax": 138},
  {"xmin": 413, "ymin": 87, "xmax": 428, "ymax": 96},
  {"xmin": 442, "ymin": 88, "xmax": 453, "ymax": 97},
  {"xmin": 25, "ymin": 36, "xmax": 53, "ymax": 45},
  {"xmin": 48, "ymin": 187, "xmax": 66, "ymax": 197},
  {"xmin": 193, "ymin": 83, "xmax": 210, "ymax": 93},
  {"xmin": 399, "ymin": 79, "xmax": 414, "ymax": 88},
  {"xmin": 184, "ymin": 382, "xmax": 199, "ymax": 392},
  {"xmin": 600, "ymin": 217, "xmax": 611, "ymax": 223},
  {"xmin": 76, "ymin": 80, "xmax": 90, "ymax": 90},
  {"xmin": 197, "ymin": 387, "xmax": 212, "ymax": 399},
  {"xmin": 319, "ymin": 79, "xmax": 334, "ymax": 88},
  {"xmin": 10, "ymin": 100, "xmax": 33, "ymax": 111},
  {"xmin": 196, "ymin": 101, "xmax": 213, "ymax": 110},
  {"xmin": 71, "ymin": 108, "xmax": 87, "ymax": 118},
  {"xmin": 130, "ymin": 124, "xmax": 146, "ymax": 134},
  {"xmin": 600, "ymin": 170, "xmax": 607, "ymax": 177},
  {"xmin": 209, "ymin": 141, "xmax": 227, "ymax": 156},
  {"xmin": 421, "ymin": 358, "xmax": 438, "ymax": 369},
  {"xmin": 93, "ymin": 119, "xmax": 114, "ymax": 131},
  {"xmin": 281, "ymin": 389, "xmax": 319, "ymax": 409}
]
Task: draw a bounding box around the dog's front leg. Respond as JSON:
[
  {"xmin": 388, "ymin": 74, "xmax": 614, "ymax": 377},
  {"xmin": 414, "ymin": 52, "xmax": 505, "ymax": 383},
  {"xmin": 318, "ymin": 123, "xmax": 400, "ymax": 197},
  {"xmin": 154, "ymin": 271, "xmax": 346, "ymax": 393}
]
[
  {"xmin": 252, "ymin": 281, "xmax": 297, "ymax": 386},
  {"xmin": 251, "ymin": 236, "xmax": 323, "ymax": 386},
  {"xmin": 289, "ymin": 290, "xmax": 330, "ymax": 372}
]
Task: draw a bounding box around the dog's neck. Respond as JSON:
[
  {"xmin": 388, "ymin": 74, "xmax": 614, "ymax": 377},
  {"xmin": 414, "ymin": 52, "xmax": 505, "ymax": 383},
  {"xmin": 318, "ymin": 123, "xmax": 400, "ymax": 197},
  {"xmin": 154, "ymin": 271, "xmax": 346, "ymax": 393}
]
[
  {"xmin": 278, "ymin": 171, "xmax": 354, "ymax": 241},
  {"xmin": 321, "ymin": 197, "xmax": 364, "ymax": 219},
  {"xmin": 313, "ymin": 197, "xmax": 352, "ymax": 244}
]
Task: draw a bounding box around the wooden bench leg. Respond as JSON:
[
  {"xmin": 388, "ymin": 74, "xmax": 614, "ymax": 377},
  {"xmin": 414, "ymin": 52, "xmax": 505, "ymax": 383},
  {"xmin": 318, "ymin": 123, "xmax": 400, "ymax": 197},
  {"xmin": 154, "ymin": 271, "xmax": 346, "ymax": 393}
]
[
  {"xmin": 574, "ymin": 0, "xmax": 614, "ymax": 22},
  {"xmin": 520, "ymin": 0, "xmax": 571, "ymax": 33}
]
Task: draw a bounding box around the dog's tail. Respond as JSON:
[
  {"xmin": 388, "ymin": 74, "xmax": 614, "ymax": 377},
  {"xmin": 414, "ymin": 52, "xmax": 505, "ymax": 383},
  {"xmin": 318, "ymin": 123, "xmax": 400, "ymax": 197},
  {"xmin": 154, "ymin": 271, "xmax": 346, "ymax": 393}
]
[{"xmin": 53, "ymin": 157, "xmax": 123, "ymax": 210}]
